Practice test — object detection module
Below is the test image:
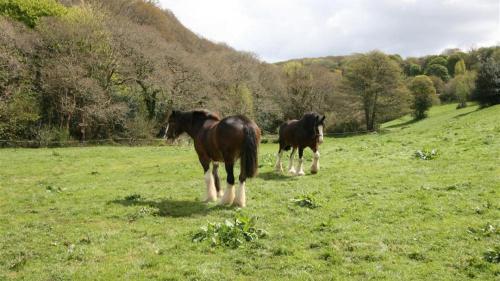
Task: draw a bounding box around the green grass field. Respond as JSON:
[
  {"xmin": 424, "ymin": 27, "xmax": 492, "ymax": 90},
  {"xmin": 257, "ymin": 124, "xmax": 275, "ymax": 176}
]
[{"xmin": 1, "ymin": 104, "xmax": 499, "ymax": 280}]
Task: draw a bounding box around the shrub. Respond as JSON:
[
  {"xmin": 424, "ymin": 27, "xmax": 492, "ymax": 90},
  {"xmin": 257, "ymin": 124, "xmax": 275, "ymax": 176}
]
[
  {"xmin": 409, "ymin": 75, "xmax": 436, "ymax": 119},
  {"xmin": 192, "ymin": 213, "xmax": 267, "ymax": 248}
]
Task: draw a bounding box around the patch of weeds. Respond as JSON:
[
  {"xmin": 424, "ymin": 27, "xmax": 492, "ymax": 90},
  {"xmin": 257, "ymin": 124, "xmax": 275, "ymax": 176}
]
[
  {"xmin": 192, "ymin": 213, "xmax": 267, "ymax": 249},
  {"xmin": 445, "ymin": 181, "xmax": 471, "ymax": 191},
  {"xmin": 408, "ymin": 252, "xmax": 426, "ymax": 261},
  {"xmin": 467, "ymin": 223, "xmax": 498, "ymax": 238},
  {"xmin": 46, "ymin": 185, "xmax": 63, "ymax": 193},
  {"xmin": 90, "ymin": 171, "xmax": 99, "ymax": 175},
  {"xmin": 483, "ymin": 246, "xmax": 500, "ymax": 263},
  {"xmin": 319, "ymin": 251, "xmax": 342, "ymax": 264},
  {"xmin": 483, "ymin": 135, "xmax": 494, "ymax": 145},
  {"xmin": 414, "ymin": 148, "xmax": 438, "ymax": 160},
  {"xmin": 51, "ymin": 150, "xmax": 61, "ymax": 157},
  {"xmin": 291, "ymin": 193, "xmax": 321, "ymax": 209},
  {"xmin": 272, "ymin": 246, "xmax": 294, "ymax": 256},
  {"xmin": 124, "ymin": 194, "xmax": 142, "ymax": 201},
  {"xmin": 128, "ymin": 206, "xmax": 157, "ymax": 222},
  {"xmin": 8, "ymin": 251, "xmax": 30, "ymax": 271}
]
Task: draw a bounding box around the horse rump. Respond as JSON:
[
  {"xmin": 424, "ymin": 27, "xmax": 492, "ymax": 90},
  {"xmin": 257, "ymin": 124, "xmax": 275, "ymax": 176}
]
[{"xmin": 240, "ymin": 124, "xmax": 259, "ymax": 178}]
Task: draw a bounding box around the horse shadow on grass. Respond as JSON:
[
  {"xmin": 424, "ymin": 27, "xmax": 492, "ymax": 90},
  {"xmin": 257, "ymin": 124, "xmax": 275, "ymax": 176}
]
[
  {"xmin": 257, "ymin": 171, "xmax": 297, "ymax": 181},
  {"xmin": 109, "ymin": 197, "xmax": 211, "ymax": 218}
]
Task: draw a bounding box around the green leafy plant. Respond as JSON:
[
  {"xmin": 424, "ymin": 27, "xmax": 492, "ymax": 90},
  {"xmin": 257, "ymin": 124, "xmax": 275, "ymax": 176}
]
[
  {"xmin": 192, "ymin": 213, "xmax": 267, "ymax": 248},
  {"xmin": 291, "ymin": 193, "xmax": 321, "ymax": 209},
  {"xmin": 414, "ymin": 149, "xmax": 438, "ymax": 160}
]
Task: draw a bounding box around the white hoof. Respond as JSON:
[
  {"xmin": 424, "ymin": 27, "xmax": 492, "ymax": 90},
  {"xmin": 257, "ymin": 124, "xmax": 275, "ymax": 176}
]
[
  {"xmin": 219, "ymin": 184, "xmax": 235, "ymax": 205},
  {"xmin": 233, "ymin": 182, "xmax": 246, "ymax": 208},
  {"xmin": 297, "ymin": 170, "xmax": 305, "ymax": 176},
  {"xmin": 288, "ymin": 167, "xmax": 296, "ymax": 174},
  {"xmin": 217, "ymin": 189, "xmax": 224, "ymax": 198}
]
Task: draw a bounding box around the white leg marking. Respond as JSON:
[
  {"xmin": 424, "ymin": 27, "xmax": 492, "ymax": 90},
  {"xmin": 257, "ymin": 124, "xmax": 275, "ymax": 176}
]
[
  {"xmin": 275, "ymin": 151, "xmax": 283, "ymax": 172},
  {"xmin": 311, "ymin": 151, "xmax": 320, "ymax": 174},
  {"xmin": 217, "ymin": 189, "xmax": 224, "ymax": 198},
  {"xmin": 288, "ymin": 149, "xmax": 296, "ymax": 174},
  {"xmin": 220, "ymin": 183, "xmax": 235, "ymax": 205},
  {"xmin": 318, "ymin": 125, "xmax": 324, "ymax": 144},
  {"xmin": 296, "ymin": 158, "xmax": 305, "ymax": 176},
  {"xmin": 163, "ymin": 124, "xmax": 169, "ymax": 139},
  {"xmin": 234, "ymin": 182, "xmax": 246, "ymax": 208},
  {"xmin": 204, "ymin": 170, "xmax": 217, "ymax": 202}
]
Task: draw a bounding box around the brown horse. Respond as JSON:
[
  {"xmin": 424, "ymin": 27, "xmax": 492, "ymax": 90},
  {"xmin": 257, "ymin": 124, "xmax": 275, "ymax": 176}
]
[
  {"xmin": 275, "ymin": 112, "xmax": 325, "ymax": 175},
  {"xmin": 165, "ymin": 110, "xmax": 260, "ymax": 207}
]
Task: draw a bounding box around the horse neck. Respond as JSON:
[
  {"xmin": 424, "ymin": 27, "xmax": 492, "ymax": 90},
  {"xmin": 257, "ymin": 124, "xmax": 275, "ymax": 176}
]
[{"xmin": 183, "ymin": 117, "xmax": 216, "ymax": 138}]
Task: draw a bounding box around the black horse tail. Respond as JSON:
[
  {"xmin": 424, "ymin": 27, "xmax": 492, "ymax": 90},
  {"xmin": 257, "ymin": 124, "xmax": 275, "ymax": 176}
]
[{"xmin": 240, "ymin": 123, "xmax": 259, "ymax": 179}]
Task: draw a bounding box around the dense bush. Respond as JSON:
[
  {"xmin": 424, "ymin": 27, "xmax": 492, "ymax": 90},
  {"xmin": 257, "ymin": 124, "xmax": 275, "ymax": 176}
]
[
  {"xmin": 409, "ymin": 75, "xmax": 436, "ymax": 119},
  {"xmin": 472, "ymin": 57, "xmax": 500, "ymax": 107}
]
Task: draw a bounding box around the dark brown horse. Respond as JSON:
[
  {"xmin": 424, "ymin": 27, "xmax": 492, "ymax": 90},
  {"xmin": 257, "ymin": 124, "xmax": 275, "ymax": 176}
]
[
  {"xmin": 165, "ymin": 110, "xmax": 260, "ymax": 207},
  {"xmin": 275, "ymin": 112, "xmax": 325, "ymax": 175}
]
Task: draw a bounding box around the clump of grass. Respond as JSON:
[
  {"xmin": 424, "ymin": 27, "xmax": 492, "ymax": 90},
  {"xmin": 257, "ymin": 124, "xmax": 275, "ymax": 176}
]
[
  {"xmin": 414, "ymin": 148, "xmax": 438, "ymax": 160},
  {"xmin": 291, "ymin": 193, "xmax": 321, "ymax": 209},
  {"xmin": 192, "ymin": 213, "xmax": 267, "ymax": 248},
  {"xmin": 45, "ymin": 185, "xmax": 63, "ymax": 193},
  {"xmin": 483, "ymin": 246, "xmax": 500, "ymax": 263},
  {"xmin": 124, "ymin": 194, "xmax": 142, "ymax": 201}
]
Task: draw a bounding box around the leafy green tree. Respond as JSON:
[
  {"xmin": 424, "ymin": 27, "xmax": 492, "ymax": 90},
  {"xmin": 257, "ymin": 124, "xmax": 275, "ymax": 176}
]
[
  {"xmin": 425, "ymin": 64, "xmax": 450, "ymax": 81},
  {"xmin": 454, "ymin": 59, "xmax": 466, "ymax": 76},
  {"xmin": 0, "ymin": 0, "xmax": 67, "ymax": 27},
  {"xmin": 472, "ymin": 57, "xmax": 500, "ymax": 107},
  {"xmin": 447, "ymin": 52, "xmax": 467, "ymax": 76},
  {"xmin": 343, "ymin": 51, "xmax": 404, "ymax": 131},
  {"xmin": 408, "ymin": 63, "xmax": 422, "ymax": 76},
  {"xmin": 409, "ymin": 75, "xmax": 436, "ymax": 119}
]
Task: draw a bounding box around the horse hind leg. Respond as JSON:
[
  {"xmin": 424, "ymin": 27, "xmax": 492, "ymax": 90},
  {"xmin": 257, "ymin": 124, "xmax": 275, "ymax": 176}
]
[
  {"xmin": 220, "ymin": 161, "xmax": 235, "ymax": 205},
  {"xmin": 234, "ymin": 174, "xmax": 247, "ymax": 208},
  {"xmin": 212, "ymin": 162, "xmax": 223, "ymax": 198},
  {"xmin": 296, "ymin": 147, "xmax": 305, "ymax": 176},
  {"xmin": 275, "ymin": 146, "xmax": 284, "ymax": 173},
  {"xmin": 288, "ymin": 147, "xmax": 297, "ymax": 174}
]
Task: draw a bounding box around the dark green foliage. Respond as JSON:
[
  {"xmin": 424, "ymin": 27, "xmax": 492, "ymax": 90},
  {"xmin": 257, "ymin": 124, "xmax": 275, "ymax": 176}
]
[
  {"xmin": 472, "ymin": 57, "xmax": 500, "ymax": 107},
  {"xmin": 409, "ymin": 75, "xmax": 435, "ymax": 119},
  {"xmin": 447, "ymin": 52, "xmax": 468, "ymax": 76},
  {"xmin": 425, "ymin": 64, "xmax": 450, "ymax": 82},
  {"xmin": 483, "ymin": 246, "xmax": 500, "ymax": 263},
  {"xmin": 192, "ymin": 213, "xmax": 267, "ymax": 248},
  {"xmin": 407, "ymin": 63, "xmax": 422, "ymax": 76}
]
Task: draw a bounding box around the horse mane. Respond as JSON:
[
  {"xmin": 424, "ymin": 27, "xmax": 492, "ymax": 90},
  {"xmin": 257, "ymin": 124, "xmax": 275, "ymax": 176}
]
[
  {"xmin": 192, "ymin": 109, "xmax": 221, "ymax": 121},
  {"xmin": 299, "ymin": 112, "xmax": 320, "ymax": 137}
]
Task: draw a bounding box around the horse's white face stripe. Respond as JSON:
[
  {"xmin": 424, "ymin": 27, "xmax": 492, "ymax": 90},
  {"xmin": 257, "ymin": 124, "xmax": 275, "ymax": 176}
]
[
  {"xmin": 164, "ymin": 124, "xmax": 169, "ymax": 139},
  {"xmin": 318, "ymin": 125, "xmax": 324, "ymax": 143}
]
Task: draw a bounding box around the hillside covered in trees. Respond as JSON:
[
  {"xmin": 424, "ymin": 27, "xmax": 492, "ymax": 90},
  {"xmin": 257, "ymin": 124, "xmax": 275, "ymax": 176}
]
[{"xmin": 1, "ymin": 0, "xmax": 499, "ymax": 144}]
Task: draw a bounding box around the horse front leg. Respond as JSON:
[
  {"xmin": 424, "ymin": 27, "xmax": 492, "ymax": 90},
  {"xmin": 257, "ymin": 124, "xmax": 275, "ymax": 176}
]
[
  {"xmin": 311, "ymin": 146, "xmax": 320, "ymax": 174},
  {"xmin": 212, "ymin": 162, "xmax": 223, "ymax": 198},
  {"xmin": 296, "ymin": 146, "xmax": 305, "ymax": 176},
  {"xmin": 288, "ymin": 147, "xmax": 297, "ymax": 174},
  {"xmin": 200, "ymin": 157, "xmax": 217, "ymax": 202},
  {"xmin": 220, "ymin": 161, "xmax": 235, "ymax": 205}
]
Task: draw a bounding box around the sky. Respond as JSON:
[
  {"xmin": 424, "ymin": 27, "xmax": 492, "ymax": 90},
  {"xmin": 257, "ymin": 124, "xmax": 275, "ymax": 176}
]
[{"xmin": 158, "ymin": 0, "xmax": 500, "ymax": 62}]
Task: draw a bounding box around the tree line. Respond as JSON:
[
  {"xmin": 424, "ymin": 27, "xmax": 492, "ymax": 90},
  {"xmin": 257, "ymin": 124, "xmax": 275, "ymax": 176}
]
[{"xmin": 1, "ymin": 0, "xmax": 499, "ymax": 144}]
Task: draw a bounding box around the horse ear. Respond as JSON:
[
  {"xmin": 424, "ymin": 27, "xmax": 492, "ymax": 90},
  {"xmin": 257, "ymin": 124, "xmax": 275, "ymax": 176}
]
[
  {"xmin": 321, "ymin": 115, "xmax": 326, "ymax": 123},
  {"xmin": 171, "ymin": 110, "xmax": 177, "ymax": 117}
]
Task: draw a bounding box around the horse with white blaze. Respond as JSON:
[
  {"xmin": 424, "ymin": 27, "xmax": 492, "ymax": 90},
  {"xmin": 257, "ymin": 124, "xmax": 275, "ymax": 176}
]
[{"xmin": 275, "ymin": 112, "xmax": 325, "ymax": 175}]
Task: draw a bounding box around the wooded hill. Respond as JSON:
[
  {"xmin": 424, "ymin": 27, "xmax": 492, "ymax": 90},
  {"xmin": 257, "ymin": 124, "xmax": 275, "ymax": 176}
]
[{"xmin": 1, "ymin": 0, "xmax": 499, "ymax": 144}]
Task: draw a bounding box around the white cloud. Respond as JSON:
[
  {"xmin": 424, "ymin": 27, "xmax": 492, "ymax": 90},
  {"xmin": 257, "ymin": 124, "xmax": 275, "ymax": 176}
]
[{"xmin": 158, "ymin": 0, "xmax": 500, "ymax": 62}]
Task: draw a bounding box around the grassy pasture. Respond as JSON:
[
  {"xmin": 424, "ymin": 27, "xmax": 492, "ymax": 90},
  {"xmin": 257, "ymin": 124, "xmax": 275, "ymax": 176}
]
[{"xmin": 0, "ymin": 104, "xmax": 499, "ymax": 280}]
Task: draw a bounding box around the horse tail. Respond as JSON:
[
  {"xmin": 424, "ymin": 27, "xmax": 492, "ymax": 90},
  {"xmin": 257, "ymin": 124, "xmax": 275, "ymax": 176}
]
[{"xmin": 240, "ymin": 123, "xmax": 259, "ymax": 179}]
